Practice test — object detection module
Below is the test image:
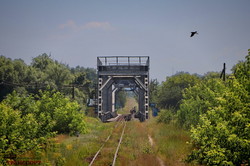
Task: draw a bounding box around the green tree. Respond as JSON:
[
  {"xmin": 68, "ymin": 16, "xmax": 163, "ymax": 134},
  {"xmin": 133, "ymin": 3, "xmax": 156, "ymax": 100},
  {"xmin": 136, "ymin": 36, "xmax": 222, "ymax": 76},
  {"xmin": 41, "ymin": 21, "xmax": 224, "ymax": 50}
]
[
  {"xmin": 157, "ymin": 72, "xmax": 200, "ymax": 110},
  {"xmin": 46, "ymin": 61, "xmax": 73, "ymax": 87},
  {"xmin": 0, "ymin": 103, "xmax": 50, "ymax": 159},
  {"xmin": 116, "ymin": 91, "xmax": 127, "ymax": 109},
  {"xmin": 188, "ymin": 79, "xmax": 249, "ymax": 165},
  {"xmin": 0, "ymin": 56, "xmax": 31, "ymax": 100},
  {"xmin": 31, "ymin": 53, "xmax": 53, "ymax": 71},
  {"xmin": 37, "ymin": 91, "xmax": 86, "ymax": 135},
  {"xmin": 203, "ymin": 71, "xmax": 221, "ymax": 79},
  {"xmin": 177, "ymin": 78, "xmax": 226, "ymax": 129},
  {"xmin": 232, "ymin": 49, "xmax": 250, "ymax": 92},
  {"xmin": 71, "ymin": 66, "xmax": 97, "ymax": 99},
  {"xmin": 2, "ymin": 91, "xmax": 55, "ymax": 138},
  {"xmin": 0, "ymin": 54, "xmax": 97, "ymax": 108},
  {"xmin": 3, "ymin": 90, "xmax": 87, "ymax": 135},
  {"xmin": 0, "ymin": 56, "xmax": 15, "ymax": 100},
  {"xmin": 185, "ymin": 50, "xmax": 250, "ymax": 165},
  {"xmin": 149, "ymin": 79, "xmax": 159, "ymax": 104}
]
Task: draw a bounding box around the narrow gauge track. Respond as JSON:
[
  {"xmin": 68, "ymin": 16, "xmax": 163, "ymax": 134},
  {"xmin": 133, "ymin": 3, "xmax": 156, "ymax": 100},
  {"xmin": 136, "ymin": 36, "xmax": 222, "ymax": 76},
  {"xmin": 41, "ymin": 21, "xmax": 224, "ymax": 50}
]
[{"xmin": 89, "ymin": 114, "xmax": 129, "ymax": 166}]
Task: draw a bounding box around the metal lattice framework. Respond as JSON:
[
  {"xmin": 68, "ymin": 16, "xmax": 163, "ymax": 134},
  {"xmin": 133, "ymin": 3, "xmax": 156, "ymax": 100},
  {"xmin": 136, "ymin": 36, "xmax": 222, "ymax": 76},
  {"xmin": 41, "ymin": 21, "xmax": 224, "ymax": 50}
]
[{"xmin": 97, "ymin": 56, "xmax": 150, "ymax": 122}]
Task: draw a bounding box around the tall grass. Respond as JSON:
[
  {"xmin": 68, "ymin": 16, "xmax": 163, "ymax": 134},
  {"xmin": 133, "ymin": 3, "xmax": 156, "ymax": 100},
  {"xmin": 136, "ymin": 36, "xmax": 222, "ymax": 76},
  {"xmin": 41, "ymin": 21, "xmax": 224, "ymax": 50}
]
[
  {"xmin": 36, "ymin": 98, "xmax": 198, "ymax": 166},
  {"xmin": 38, "ymin": 117, "xmax": 114, "ymax": 166},
  {"xmin": 148, "ymin": 118, "xmax": 198, "ymax": 166},
  {"xmin": 117, "ymin": 121, "xmax": 161, "ymax": 166}
]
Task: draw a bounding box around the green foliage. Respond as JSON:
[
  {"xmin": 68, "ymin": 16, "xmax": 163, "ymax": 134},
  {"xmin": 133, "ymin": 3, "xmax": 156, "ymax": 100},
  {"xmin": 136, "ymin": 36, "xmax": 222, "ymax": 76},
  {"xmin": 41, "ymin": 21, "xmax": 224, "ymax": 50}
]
[
  {"xmin": 177, "ymin": 79, "xmax": 226, "ymax": 129},
  {"xmin": 52, "ymin": 99, "xmax": 86, "ymax": 135},
  {"xmin": 203, "ymin": 72, "xmax": 221, "ymax": 79},
  {"xmin": 0, "ymin": 56, "xmax": 28, "ymax": 83},
  {"xmin": 116, "ymin": 91, "xmax": 127, "ymax": 108},
  {"xmin": 0, "ymin": 53, "xmax": 95, "ymax": 163},
  {"xmin": 70, "ymin": 66, "xmax": 97, "ymax": 98},
  {"xmin": 3, "ymin": 91, "xmax": 38, "ymax": 116},
  {"xmin": 0, "ymin": 103, "xmax": 48, "ymax": 157},
  {"xmin": 39, "ymin": 117, "xmax": 112, "ymax": 166},
  {"xmin": 148, "ymin": 120, "xmax": 192, "ymax": 165},
  {"xmin": 149, "ymin": 79, "xmax": 159, "ymax": 103},
  {"xmin": 0, "ymin": 53, "xmax": 97, "ymax": 108},
  {"xmin": 31, "ymin": 53, "xmax": 54, "ymax": 71},
  {"xmin": 157, "ymin": 109, "xmax": 174, "ymax": 124},
  {"xmin": 232, "ymin": 49, "xmax": 250, "ymax": 92},
  {"xmin": 46, "ymin": 61, "xmax": 73, "ymax": 87},
  {"xmin": 0, "ymin": 53, "xmax": 94, "ymax": 164},
  {"xmin": 35, "ymin": 90, "xmax": 87, "ymax": 135},
  {"xmin": 178, "ymin": 51, "xmax": 250, "ymax": 165},
  {"xmin": 157, "ymin": 72, "xmax": 200, "ymax": 110},
  {"xmin": 0, "ymin": 56, "xmax": 31, "ymax": 100},
  {"xmin": 0, "ymin": 90, "xmax": 87, "ymax": 163}
]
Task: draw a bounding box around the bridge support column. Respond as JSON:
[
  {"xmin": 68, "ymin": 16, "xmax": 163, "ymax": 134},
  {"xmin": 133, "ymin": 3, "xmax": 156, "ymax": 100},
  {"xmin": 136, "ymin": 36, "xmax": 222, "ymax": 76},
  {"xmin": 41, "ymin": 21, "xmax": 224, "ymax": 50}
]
[
  {"xmin": 145, "ymin": 76, "xmax": 149, "ymax": 119},
  {"xmin": 112, "ymin": 86, "xmax": 118, "ymax": 112},
  {"xmin": 98, "ymin": 77, "xmax": 103, "ymax": 119}
]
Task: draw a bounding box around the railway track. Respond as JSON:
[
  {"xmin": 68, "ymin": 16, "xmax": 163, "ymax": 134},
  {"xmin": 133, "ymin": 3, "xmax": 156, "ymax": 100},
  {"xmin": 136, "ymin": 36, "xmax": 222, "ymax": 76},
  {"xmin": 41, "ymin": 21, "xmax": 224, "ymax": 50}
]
[{"xmin": 89, "ymin": 115, "xmax": 129, "ymax": 166}]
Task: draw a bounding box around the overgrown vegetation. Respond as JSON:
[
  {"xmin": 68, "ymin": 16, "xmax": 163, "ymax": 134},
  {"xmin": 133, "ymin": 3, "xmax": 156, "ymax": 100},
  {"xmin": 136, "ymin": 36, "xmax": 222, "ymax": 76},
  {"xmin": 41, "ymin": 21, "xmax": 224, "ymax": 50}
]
[
  {"xmin": 156, "ymin": 72, "xmax": 200, "ymax": 110},
  {"xmin": 39, "ymin": 117, "xmax": 113, "ymax": 166},
  {"xmin": 1, "ymin": 49, "xmax": 249, "ymax": 165},
  {"xmin": 116, "ymin": 91, "xmax": 127, "ymax": 109},
  {"xmin": 0, "ymin": 53, "xmax": 97, "ymax": 104},
  {"xmin": 185, "ymin": 51, "xmax": 250, "ymax": 165},
  {"xmin": 148, "ymin": 119, "xmax": 195, "ymax": 166},
  {"xmin": 0, "ymin": 53, "xmax": 96, "ymax": 164},
  {"xmin": 154, "ymin": 49, "xmax": 250, "ymax": 165},
  {"xmin": 0, "ymin": 90, "xmax": 87, "ymax": 164},
  {"xmin": 157, "ymin": 108, "xmax": 175, "ymax": 124}
]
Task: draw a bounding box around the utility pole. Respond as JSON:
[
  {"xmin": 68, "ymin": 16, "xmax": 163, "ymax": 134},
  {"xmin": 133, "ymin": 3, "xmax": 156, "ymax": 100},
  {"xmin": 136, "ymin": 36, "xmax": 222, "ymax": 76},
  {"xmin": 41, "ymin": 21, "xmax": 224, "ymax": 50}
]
[{"xmin": 220, "ymin": 63, "xmax": 226, "ymax": 81}]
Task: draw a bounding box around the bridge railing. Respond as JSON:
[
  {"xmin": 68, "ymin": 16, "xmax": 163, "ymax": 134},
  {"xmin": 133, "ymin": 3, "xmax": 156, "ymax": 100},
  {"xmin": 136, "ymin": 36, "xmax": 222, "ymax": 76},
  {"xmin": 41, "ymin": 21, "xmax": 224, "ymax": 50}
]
[{"xmin": 97, "ymin": 56, "xmax": 149, "ymax": 67}]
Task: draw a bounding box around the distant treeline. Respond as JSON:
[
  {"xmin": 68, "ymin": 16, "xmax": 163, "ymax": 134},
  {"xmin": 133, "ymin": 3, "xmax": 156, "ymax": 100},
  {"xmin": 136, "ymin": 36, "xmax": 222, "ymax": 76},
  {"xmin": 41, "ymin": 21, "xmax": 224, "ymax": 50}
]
[{"xmin": 0, "ymin": 53, "xmax": 97, "ymax": 105}]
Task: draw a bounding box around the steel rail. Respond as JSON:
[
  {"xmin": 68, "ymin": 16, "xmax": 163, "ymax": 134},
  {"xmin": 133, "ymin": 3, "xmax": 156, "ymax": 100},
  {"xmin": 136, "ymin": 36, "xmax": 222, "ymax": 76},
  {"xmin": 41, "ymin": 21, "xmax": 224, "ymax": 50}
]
[
  {"xmin": 88, "ymin": 118, "xmax": 126, "ymax": 166},
  {"xmin": 112, "ymin": 121, "xmax": 127, "ymax": 166}
]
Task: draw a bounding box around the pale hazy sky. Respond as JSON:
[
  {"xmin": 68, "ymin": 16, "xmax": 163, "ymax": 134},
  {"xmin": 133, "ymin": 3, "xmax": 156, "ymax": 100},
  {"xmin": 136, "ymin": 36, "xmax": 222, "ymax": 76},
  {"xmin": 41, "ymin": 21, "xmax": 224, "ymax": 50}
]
[{"xmin": 1, "ymin": 0, "xmax": 250, "ymax": 81}]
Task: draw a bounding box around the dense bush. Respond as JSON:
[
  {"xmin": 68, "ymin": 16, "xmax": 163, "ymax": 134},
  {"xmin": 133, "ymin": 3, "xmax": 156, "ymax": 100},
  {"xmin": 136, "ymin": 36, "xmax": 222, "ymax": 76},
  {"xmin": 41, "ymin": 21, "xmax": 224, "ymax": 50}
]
[
  {"xmin": 0, "ymin": 103, "xmax": 52, "ymax": 159},
  {"xmin": 188, "ymin": 78, "xmax": 250, "ymax": 165},
  {"xmin": 0, "ymin": 90, "xmax": 87, "ymax": 161},
  {"xmin": 177, "ymin": 79, "xmax": 226, "ymax": 129},
  {"xmin": 3, "ymin": 90, "xmax": 87, "ymax": 135},
  {"xmin": 36, "ymin": 90, "xmax": 87, "ymax": 135},
  {"xmin": 157, "ymin": 72, "xmax": 200, "ymax": 110},
  {"xmin": 179, "ymin": 50, "xmax": 250, "ymax": 165},
  {"xmin": 0, "ymin": 54, "xmax": 93, "ymax": 164},
  {"xmin": 157, "ymin": 109, "xmax": 174, "ymax": 124}
]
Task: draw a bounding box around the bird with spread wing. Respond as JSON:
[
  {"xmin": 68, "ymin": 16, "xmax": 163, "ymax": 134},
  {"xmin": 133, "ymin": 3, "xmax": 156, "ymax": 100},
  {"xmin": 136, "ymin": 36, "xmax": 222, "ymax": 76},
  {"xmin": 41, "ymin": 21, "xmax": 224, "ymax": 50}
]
[{"xmin": 190, "ymin": 31, "xmax": 198, "ymax": 37}]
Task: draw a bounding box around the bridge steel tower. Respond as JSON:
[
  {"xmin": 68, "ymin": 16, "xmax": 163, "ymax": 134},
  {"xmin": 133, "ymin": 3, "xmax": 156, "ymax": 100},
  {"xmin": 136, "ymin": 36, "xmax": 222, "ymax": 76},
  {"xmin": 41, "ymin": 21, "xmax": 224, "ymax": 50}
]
[{"xmin": 97, "ymin": 56, "xmax": 150, "ymax": 122}]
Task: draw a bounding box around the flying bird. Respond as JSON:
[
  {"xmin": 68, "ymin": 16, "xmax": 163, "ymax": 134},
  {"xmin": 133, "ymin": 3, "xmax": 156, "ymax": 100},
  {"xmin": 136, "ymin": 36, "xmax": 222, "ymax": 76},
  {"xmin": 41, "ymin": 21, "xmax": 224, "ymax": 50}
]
[{"xmin": 190, "ymin": 31, "xmax": 198, "ymax": 37}]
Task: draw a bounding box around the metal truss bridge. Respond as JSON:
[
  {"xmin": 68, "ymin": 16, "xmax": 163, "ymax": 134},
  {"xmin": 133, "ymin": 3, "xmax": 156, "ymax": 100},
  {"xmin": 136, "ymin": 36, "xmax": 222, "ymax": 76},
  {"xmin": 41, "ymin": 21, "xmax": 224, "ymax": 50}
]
[{"xmin": 97, "ymin": 56, "xmax": 150, "ymax": 122}]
